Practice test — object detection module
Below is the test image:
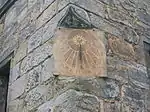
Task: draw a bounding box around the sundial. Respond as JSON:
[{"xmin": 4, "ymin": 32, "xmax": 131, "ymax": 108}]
[{"xmin": 53, "ymin": 28, "xmax": 107, "ymax": 77}]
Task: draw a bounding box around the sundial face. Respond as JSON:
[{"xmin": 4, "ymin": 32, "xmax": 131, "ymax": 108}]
[{"xmin": 53, "ymin": 28, "xmax": 107, "ymax": 77}]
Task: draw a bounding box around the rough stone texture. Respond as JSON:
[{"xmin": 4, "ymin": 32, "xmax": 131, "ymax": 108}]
[
  {"xmin": 7, "ymin": 99, "xmax": 24, "ymax": 112},
  {"xmin": 9, "ymin": 75, "xmax": 27, "ymax": 100},
  {"xmin": 25, "ymin": 65, "xmax": 42, "ymax": 92},
  {"xmin": 21, "ymin": 41, "xmax": 52, "ymax": 74},
  {"xmin": 0, "ymin": 0, "xmax": 150, "ymax": 112},
  {"xmin": 13, "ymin": 40, "xmax": 28, "ymax": 65},
  {"xmin": 24, "ymin": 85, "xmax": 48, "ymax": 111},
  {"xmin": 108, "ymin": 36, "xmax": 135, "ymax": 60},
  {"xmin": 38, "ymin": 89, "xmax": 100, "ymax": 112},
  {"xmin": 41, "ymin": 57, "xmax": 54, "ymax": 82},
  {"xmin": 10, "ymin": 62, "xmax": 21, "ymax": 83}
]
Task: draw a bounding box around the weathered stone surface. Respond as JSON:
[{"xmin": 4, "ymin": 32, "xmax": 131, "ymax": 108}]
[
  {"xmin": 27, "ymin": 28, "xmax": 43, "ymax": 53},
  {"xmin": 103, "ymin": 101, "xmax": 121, "ymax": 112},
  {"xmin": 70, "ymin": 0, "xmax": 105, "ymax": 18},
  {"xmin": 137, "ymin": 10, "xmax": 150, "ymax": 26},
  {"xmin": 107, "ymin": 56, "xmax": 129, "ymax": 83},
  {"xmin": 0, "ymin": 23, "xmax": 4, "ymax": 34},
  {"xmin": 18, "ymin": 21, "xmax": 36, "ymax": 41},
  {"xmin": 36, "ymin": 1, "xmax": 58, "ymax": 28},
  {"xmin": 41, "ymin": 6, "xmax": 68, "ymax": 43},
  {"xmin": 108, "ymin": 36, "xmax": 135, "ymax": 60},
  {"xmin": 1, "ymin": 34, "xmax": 18, "ymax": 56},
  {"xmin": 122, "ymin": 27, "xmax": 140, "ymax": 44},
  {"xmin": 28, "ymin": 0, "xmax": 38, "ymax": 9},
  {"xmin": 53, "ymin": 28, "xmax": 107, "ymax": 77},
  {"xmin": 29, "ymin": 0, "xmax": 44, "ymax": 21},
  {"xmin": 4, "ymin": 7, "xmax": 17, "ymax": 29},
  {"xmin": 129, "ymin": 66, "xmax": 149, "ymax": 89},
  {"xmin": 41, "ymin": 57, "xmax": 54, "ymax": 82},
  {"xmin": 15, "ymin": 0, "xmax": 27, "ymax": 15},
  {"xmin": 74, "ymin": 6, "xmax": 89, "ymax": 22},
  {"xmin": 25, "ymin": 65, "xmax": 42, "ymax": 92},
  {"xmin": 122, "ymin": 84, "xmax": 145, "ymax": 102},
  {"xmin": 13, "ymin": 40, "xmax": 27, "ymax": 65},
  {"xmin": 100, "ymin": 79, "xmax": 120, "ymax": 99},
  {"xmin": 89, "ymin": 13, "xmax": 122, "ymax": 37},
  {"xmin": 7, "ymin": 99, "xmax": 24, "ymax": 112},
  {"xmin": 146, "ymin": 91, "xmax": 150, "ymax": 112},
  {"xmin": 121, "ymin": 84, "xmax": 146, "ymax": 112},
  {"xmin": 17, "ymin": 7, "xmax": 28, "ymax": 23},
  {"xmin": 106, "ymin": 7, "xmax": 133, "ymax": 26},
  {"xmin": 21, "ymin": 41, "xmax": 52, "ymax": 74},
  {"xmin": 25, "ymin": 85, "xmax": 48, "ymax": 111},
  {"xmin": 107, "ymin": 56, "xmax": 149, "ymax": 89},
  {"xmin": 58, "ymin": 7, "xmax": 92, "ymax": 28},
  {"xmin": 41, "ymin": 0, "xmax": 55, "ymax": 10},
  {"xmin": 10, "ymin": 62, "xmax": 21, "ymax": 83},
  {"xmin": 134, "ymin": 45, "xmax": 146, "ymax": 65},
  {"xmin": 38, "ymin": 89, "xmax": 100, "ymax": 112},
  {"xmin": 60, "ymin": 78, "xmax": 120, "ymax": 99},
  {"xmin": 9, "ymin": 75, "xmax": 27, "ymax": 100}
]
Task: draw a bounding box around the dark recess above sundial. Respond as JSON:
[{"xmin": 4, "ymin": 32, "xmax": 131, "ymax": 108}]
[{"xmin": 58, "ymin": 7, "xmax": 94, "ymax": 29}]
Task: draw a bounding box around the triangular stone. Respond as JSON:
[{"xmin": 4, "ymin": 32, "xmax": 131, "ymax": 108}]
[{"xmin": 58, "ymin": 7, "xmax": 94, "ymax": 29}]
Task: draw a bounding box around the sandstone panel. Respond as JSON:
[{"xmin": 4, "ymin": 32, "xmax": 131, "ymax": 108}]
[{"xmin": 53, "ymin": 28, "xmax": 107, "ymax": 77}]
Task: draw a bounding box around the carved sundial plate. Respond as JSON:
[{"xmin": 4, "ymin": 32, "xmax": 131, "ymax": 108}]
[{"xmin": 53, "ymin": 28, "xmax": 107, "ymax": 77}]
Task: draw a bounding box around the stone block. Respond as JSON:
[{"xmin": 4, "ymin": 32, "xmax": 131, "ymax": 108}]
[
  {"xmin": 89, "ymin": 13, "xmax": 122, "ymax": 37},
  {"xmin": 129, "ymin": 67, "xmax": 149, "ymax": 89},
  {"xmin": 41, "ymin": 6, "xmax": 68, "ymax": 43},
  {"xmin": 25, "ymin": 85, "xmax": 48, "ymax": 111},
  {"xmin": 36, "ymin": 1, "xmax": 58, "ymax": 28},
  {"xmin": 53, "ymin": 28, "xmax": 107, "ymax": 77},
  {"xmin": 107, "ymin": 56, "xmax": 129, "ymax": 83},
  {"xmin": 27, "ymin": 28, "xmax": 43, "ymax": 53},
  {"xmin": 7, "ymin": 99, "xmax": 24, "ymax": 112},
  {"xmin": 4, "ymin": 7, "xmax": 17, "ymax": 29},
  {"xmin": 137, "ymin": 10, "xmax": 150, "ymax": 26},
  {"xmin": 13, "ymin": 40, "xmax": 27, "ymax": 65},
  {"xmin": 103, "ymin": 101, "xmax": 121, "ymax": 112},
  {"xmin": 15, "ymin": 0, "xmax": 27, "ymax": 15},
  {"xmin": 61, "ymin": 78, "xmax": 120, "ymax": 99},
  {"xmin": 134, "ymin": 45, "xmax": 146, "ymax": 65},
  {"xmin": 20, "ymin": 54, "xmax": 33, "ymax": 74},
  {"xmin": 9, "ymin": 75, "xmax": 27, "ymax": 100},
  {"xmin": 21, "ymin": 41, "xmax": 52, "ymax": 74},
  {"xmin": 42, "ymin": 0, "xmax": 55, "ymax": 10},
  {"xmin": 0, "ymin": 24, "xmax": 4, "ymax": 33},
  {"xmin": 100, "ymin": 79, "xmax": 120, "ymax": 99},
  {"xmin": 122, "ymin": 27, "xmax": 140, "ymax": 44},
  {"xmin": 31, "ymin": 41, "xmax": 53, "ymax": 66},
  {"xmin": 121, "ymin": 85, "xmax": 145, "ymax": 102},
  {"xmin": 108, "ymin": 36, "xmax": 135, "ymax": 60},
  {"xmin": 30, "ymin": 1, "xmax": 43, "ymax": 21},
  {"xmin": 106, "ymin": 7, "xmax": 133, "ymax": 26},
  {"xmin": 146, "ymin": 91, "xmax": 150, "ymax": 112},
  {"xmin": 38, "ymin": 89, "xmax": 100, "ymax": 112},
  {"xmin": 10, "ymin": 62, "xmax": 21, "ymax": 83},
  {"xmin": 18, "ymin": 21, "xmax": 36, "ymax": 42},
  {"xmin": 28, "ymin": 0, "xmax": 38, "ymax": 9},
  {"xmin": 17, "ymin": 7, "xmax": 28, "ymax": 23},
  {"xmin": 41, "ymin": 57, "xmax": 54, "ymax": 83},
  {"xmin": 25, "ymin": 65, "xmax": 41, "ymax": 92},
  {"xmin": 120, "ymin": 103, "xmax": 130, "ymax": 112},
  {"xmin": 70, "ymin": 0, "xmax": 105, "ymax": 18}
]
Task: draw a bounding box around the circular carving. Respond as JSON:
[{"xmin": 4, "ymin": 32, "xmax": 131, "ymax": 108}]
[{"xmin": 53, "ymin": 29, "xmax": 106, "ymax": 76}]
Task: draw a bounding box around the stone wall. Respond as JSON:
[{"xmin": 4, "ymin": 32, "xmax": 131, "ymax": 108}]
[{"xmin": 0, "ymin": 0, "xmax": 150, "ymax": 112}]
